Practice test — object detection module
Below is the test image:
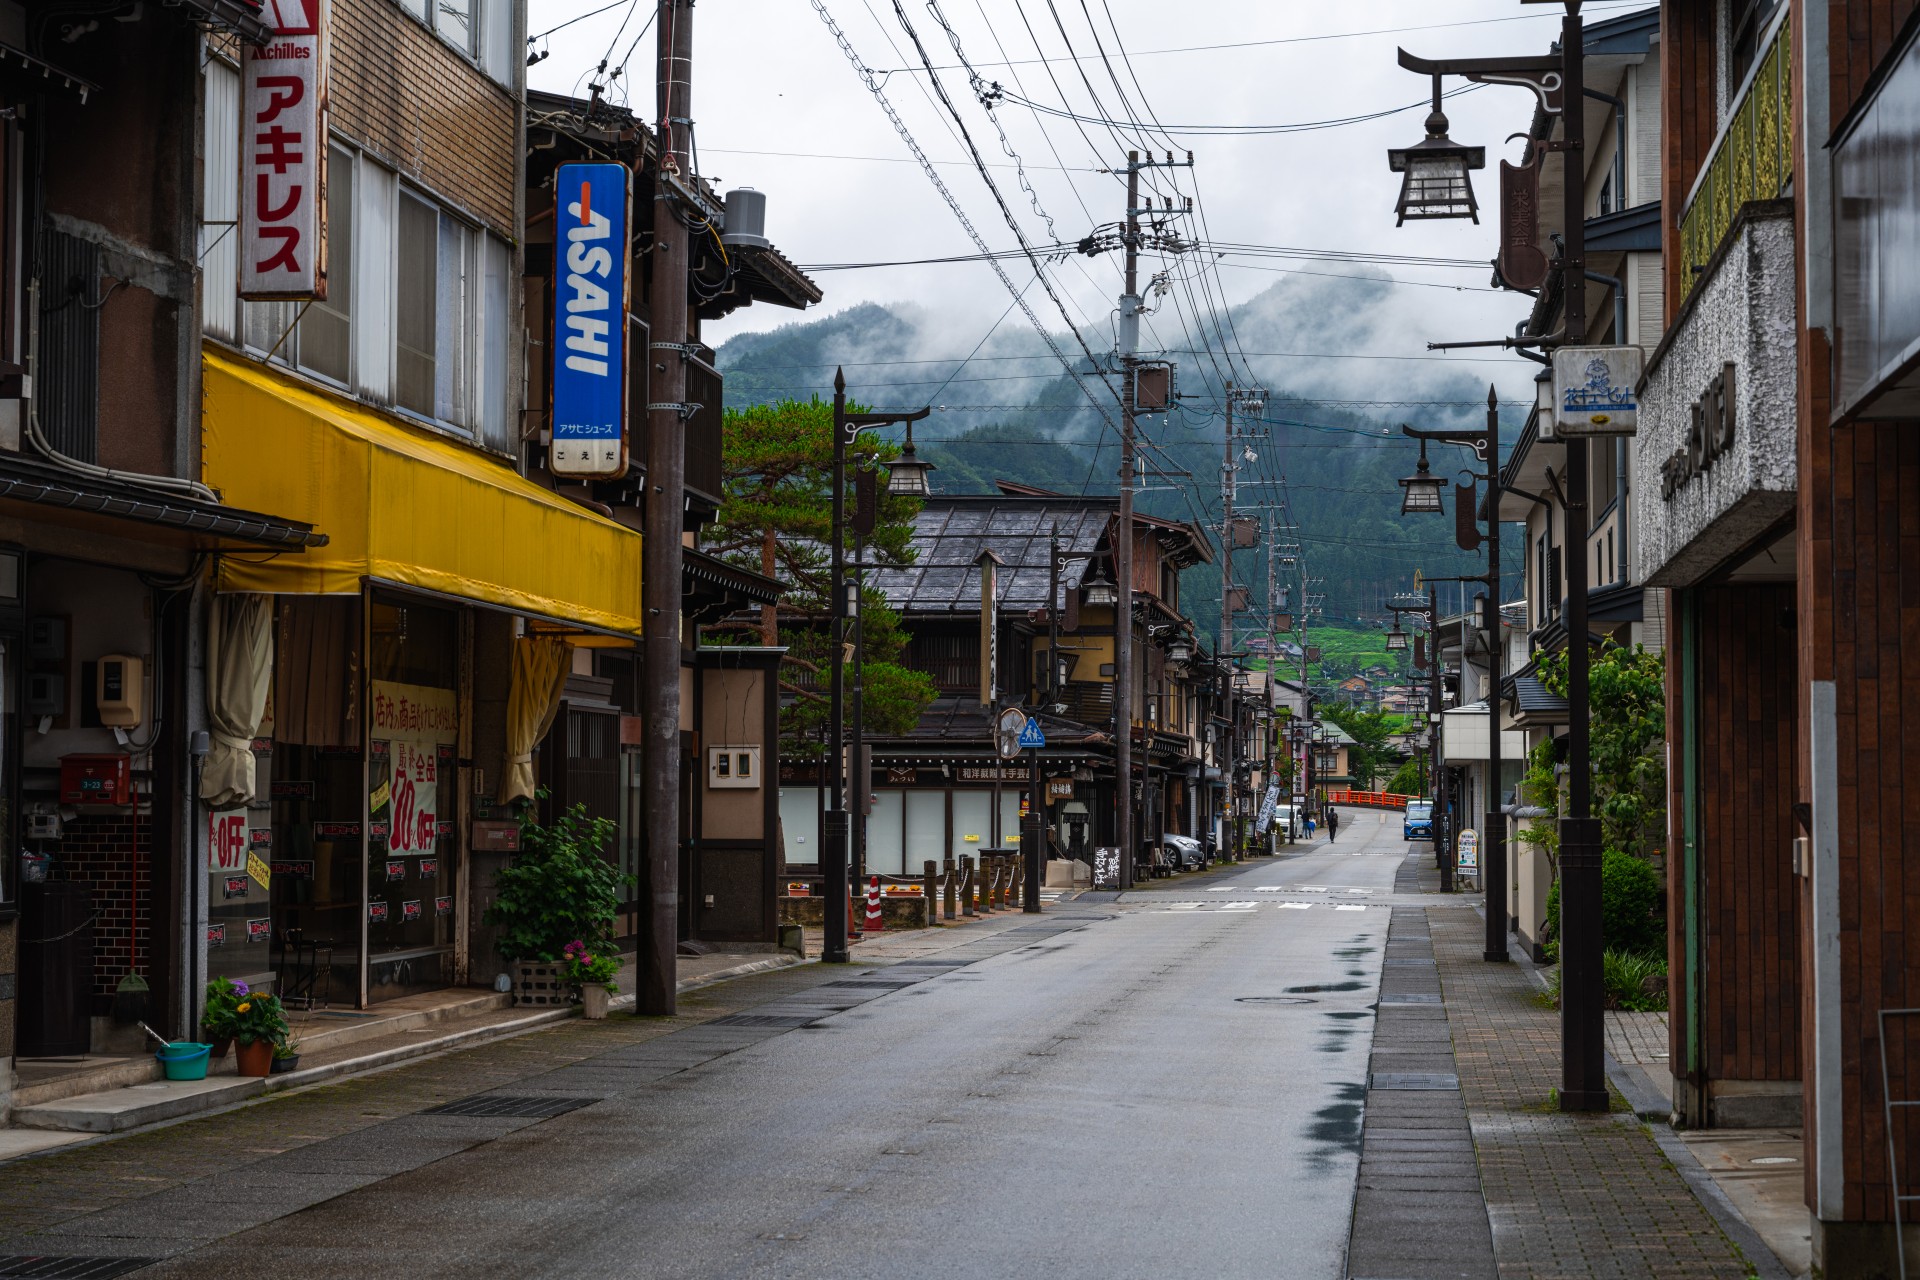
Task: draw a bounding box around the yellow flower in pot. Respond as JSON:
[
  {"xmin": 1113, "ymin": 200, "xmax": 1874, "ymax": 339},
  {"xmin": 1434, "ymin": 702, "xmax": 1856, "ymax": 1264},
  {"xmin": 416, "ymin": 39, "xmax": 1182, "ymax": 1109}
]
[{"xmin": 231, "ymin": 992, "xmax": 290, "ymax": 1077}]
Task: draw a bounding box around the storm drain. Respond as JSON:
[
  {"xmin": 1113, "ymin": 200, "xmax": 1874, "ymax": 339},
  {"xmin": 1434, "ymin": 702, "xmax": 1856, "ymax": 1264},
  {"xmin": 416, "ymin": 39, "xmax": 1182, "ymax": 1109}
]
[
  {"xmin": 821, "ymin": 979, "xmax": 919, "ymax": 990},
  {"xmin": 1369, "ymin": 1072, "xmax": 1460, "ymax": 1091},
  {"xmin": 423, "ymin": 1094, "xmax": 598, "ymax": 1119},
  {"xmin": 889, "ymin": 959, "xmax": 970, "ymax": 968},
  {"xmin": 1378, "ymin": 994, "xmax": 1443, "ymax": 1005},
  {"xmin": 1381, "ymin": 958, "xmax": 1438, "ymax": 967},
  {"xmin": 0, "ymin": 1257, "xmax": 161, "ymax": 1278},
  {"xmin": 1234, "ymin": 996, "xmax": 1317, "ymax": 1006},
  {"xmin": 706, "ymin": 1013, "xmax": 819, "ymax": 1028}
]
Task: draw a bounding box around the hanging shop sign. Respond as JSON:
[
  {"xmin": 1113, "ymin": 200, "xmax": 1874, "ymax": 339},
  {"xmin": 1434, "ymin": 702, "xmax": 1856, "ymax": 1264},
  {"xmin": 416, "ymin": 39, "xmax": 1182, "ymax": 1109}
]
[
  {"xmin": 1046, "ymin": 778, "xmax": 1075, "ymax": 800},
  {"xmin": 550, "ymin": 161, "xmax": 632, "ymax": 478},
  {"xmin": 372, "ymin": 681, "xmax": 457, "ymax": 858},
  {"xmin": 241, "ymin": 0, "xmax": 328, "ymax": 299},
  {"xmin": 1456, "ymin": 828, "xmax": 1479, "ymax": 873},
  {"xmin": 1660, "ymin": 362, "xmax": 1737, "ymax": 500},
  {"xmin": 1550, "ymin": 347, "xmax": 1643, "ymax": 437},
  {"xmin": 1497, "ymin": 151, "xmax": 1549, "ymax": 291}
]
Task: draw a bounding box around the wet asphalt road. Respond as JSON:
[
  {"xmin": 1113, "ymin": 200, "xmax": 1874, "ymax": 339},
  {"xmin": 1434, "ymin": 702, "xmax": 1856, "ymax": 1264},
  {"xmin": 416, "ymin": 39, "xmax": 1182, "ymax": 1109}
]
[{"xmin": 154, "ymin": 815, "xmax": 1422, "ymax": 1279}]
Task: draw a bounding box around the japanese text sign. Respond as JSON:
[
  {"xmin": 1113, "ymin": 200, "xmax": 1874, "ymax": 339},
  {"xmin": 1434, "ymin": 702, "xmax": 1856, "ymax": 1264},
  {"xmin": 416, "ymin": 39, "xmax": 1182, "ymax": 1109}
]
[
  {"xmin": 372, "ymin": 681, "xmax": 456, "ymax": 858},
  {"xmin": 551, "ymin": 162, "xmax": 631, "ymax": 478},
  {"xmin": 1550, "ymin": 347, "xmax": 1643, "ymax": 438},
  {"xmin": 241, "ymin": 0, "xmax": 328, "ymax": 299}
]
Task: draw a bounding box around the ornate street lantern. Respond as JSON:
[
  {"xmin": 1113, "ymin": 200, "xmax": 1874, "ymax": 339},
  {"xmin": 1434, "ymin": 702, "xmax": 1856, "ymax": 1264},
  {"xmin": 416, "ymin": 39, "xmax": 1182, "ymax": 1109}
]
[
  {"xmin": 1080, "ymin": 563, "xmax": 1118, "ymax": 607},
  {"xmin": 884, "ymin": 420, "xmax": 936, "ymax": 497},
  {"xmin": 1399, "ymin": 440, "xmax": 1446, "ymax": 515},
  {"xmin": 1386, "ymin": 626, "xmax": 1409, "ymax": 652},
  {"xmin": 1387, "ymin": 75, "xmax": 1486, "ymax": 225}
]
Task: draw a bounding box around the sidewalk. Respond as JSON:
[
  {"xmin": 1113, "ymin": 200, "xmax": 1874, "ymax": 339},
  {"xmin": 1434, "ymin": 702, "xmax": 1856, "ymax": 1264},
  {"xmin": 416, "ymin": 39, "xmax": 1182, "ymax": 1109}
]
[
  {"xmin": 1396, "ymin": 844, "xmax": 1787, "ymax": 1279},
  {"xmin": 5, "ymin": 950, "xmax": 801, "ymax": 1141}
]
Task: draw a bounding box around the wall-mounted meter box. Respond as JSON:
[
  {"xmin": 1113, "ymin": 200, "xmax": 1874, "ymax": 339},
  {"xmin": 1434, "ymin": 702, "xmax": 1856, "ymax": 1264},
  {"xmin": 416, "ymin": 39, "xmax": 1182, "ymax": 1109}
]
[
  {"xmin": 60, "ymin": 753, "xmax": 132, "ymax": 805},
  {"xmin": 25, "ymin": 670, "xmax": 64, "ymax": 718},
  {"xmin": 707, "ymin": 745, "xmax": 762, "ymax": 789},
  {"xmin": 95, "ymin": 654, "xmax": 144, "ymax": 728}
]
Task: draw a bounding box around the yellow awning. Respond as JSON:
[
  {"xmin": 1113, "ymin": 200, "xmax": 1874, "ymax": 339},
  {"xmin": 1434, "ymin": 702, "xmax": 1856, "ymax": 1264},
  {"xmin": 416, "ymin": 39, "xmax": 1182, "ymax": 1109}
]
[{"xmin": 202, "ymin": 348, "xmax": 643, "ymax": 637}]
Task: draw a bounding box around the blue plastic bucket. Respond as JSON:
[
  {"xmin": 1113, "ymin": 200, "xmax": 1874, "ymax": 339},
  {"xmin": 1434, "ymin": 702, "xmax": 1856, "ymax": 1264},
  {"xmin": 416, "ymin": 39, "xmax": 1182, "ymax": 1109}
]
[{"xmin": 155, "ymin": 1041, "xmax": 211, "ymax": 1081}]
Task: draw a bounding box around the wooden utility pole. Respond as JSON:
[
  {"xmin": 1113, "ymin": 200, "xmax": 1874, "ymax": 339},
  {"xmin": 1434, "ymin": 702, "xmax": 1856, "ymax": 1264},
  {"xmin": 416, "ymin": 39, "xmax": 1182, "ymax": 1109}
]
[
  {"xmin": 638, "ymin": 0, "xmax": 695, "ymax": 1015},
  {"xmin": 1115, "ymin": 152, "xmax": 1139, "ymax": 889}
]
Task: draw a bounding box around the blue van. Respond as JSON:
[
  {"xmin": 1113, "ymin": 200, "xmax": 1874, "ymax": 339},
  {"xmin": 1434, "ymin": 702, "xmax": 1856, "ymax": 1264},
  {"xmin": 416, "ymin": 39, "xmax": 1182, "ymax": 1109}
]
[{"xmin": 1403, "ymin": 800, "xmax": 1434, "ymax": 842}]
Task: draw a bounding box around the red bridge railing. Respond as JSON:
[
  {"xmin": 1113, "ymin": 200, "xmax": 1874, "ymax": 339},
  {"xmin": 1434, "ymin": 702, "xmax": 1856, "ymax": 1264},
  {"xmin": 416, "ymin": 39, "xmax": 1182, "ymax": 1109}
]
[{"xmin": 1324, "ymin": 789, "xmax": 1422, "ymax": 810}]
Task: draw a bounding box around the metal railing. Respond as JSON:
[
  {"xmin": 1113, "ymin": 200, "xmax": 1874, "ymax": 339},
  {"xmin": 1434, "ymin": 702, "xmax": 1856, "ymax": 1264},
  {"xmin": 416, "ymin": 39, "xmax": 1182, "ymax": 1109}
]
[
  {"xmin": 1325, "ymin": 789, "xmax": 1421, "ymax": 810},
  {"xmin": 1678, "ymin": 12, "xmax": 1793, "ymax": 301}
]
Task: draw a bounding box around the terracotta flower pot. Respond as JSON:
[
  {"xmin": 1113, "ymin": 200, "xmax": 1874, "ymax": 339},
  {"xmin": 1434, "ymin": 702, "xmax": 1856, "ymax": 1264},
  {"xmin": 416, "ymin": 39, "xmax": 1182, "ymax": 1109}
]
[
  {"xmin": 235, "ymin": 1039, "xmax": 275, "ymax": 1077},
  {"xmin": 580, "ymin": 983, "xmax": 611, "ymax": 1020}
]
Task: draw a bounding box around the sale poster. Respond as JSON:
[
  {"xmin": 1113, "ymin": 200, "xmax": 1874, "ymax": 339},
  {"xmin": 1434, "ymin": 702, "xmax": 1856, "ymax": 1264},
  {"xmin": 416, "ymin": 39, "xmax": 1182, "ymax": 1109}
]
[
  {"xmin": 208, "ymin": 809, "xmax": 249, "ymax": 874},
  {"xmin": 371, "ymin": 681, "xmax": 455, "ymax": 859}
]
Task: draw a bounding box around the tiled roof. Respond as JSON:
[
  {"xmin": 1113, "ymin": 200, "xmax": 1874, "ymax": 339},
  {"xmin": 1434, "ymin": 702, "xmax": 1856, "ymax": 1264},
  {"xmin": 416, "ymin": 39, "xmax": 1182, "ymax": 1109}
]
[{"xmin": 870, "ymin": 497, "xmax": 1112, "ymax": 614}]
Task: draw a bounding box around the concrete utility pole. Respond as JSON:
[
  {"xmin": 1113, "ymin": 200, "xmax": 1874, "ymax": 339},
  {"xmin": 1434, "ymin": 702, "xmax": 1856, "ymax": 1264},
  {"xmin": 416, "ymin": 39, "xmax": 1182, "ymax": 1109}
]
[{"xmin": 638, "ymin": 0, "xmax": 695, "ymax": 1016}]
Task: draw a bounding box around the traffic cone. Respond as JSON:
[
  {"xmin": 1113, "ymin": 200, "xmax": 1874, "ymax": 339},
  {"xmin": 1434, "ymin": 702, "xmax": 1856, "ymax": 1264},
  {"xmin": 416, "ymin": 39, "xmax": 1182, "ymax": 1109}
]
[{"xmin": 864, "ymin": 876, "xmax": 884, "ymax": 933}]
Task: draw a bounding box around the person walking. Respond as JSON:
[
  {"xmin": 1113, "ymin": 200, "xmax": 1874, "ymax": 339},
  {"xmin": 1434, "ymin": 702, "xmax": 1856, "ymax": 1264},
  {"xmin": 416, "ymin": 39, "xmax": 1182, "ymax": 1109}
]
[{"xmin": 1326, "ymin": 807, "xmax": 1339, "ymax": 842}]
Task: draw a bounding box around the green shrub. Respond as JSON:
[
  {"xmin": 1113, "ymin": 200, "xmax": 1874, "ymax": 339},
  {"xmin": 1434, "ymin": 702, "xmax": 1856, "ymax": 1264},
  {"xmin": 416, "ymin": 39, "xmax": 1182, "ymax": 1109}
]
[
  {"xmin": 1542, "ymin": 848, "xmax": 1664, "ymax": 960},
  {"xmin": 1603, "ymin": 948, "xmax": 1669, "ymax": 1012},
  {"xmin": 485, "ymin": 800, "xmax": 630, "ymax": 962}
]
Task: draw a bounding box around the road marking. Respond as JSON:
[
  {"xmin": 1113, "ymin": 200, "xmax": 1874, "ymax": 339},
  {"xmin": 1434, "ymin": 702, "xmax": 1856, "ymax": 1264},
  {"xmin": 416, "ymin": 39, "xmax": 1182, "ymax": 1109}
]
[
  {"xmin": 1342, "ymin": 889, "xmax": 1375, "ymax": 895},
  {"xmin": 1206, "ymin": 887, "xmax": 1233, "ymax": 892},
  {"xmin": 1219, "ymin": 902, "xmax": 1257, "ymax": 911},
  {"xmin": 1334, "ymin": 905, "xmax": 1368, "ymax": 912},
  {"xmin": 1278, "ymin": 902, "xmax": 1312, "ymax": 910},
  {"xmin": 1301, "ymin": 886, "xmax": 1329, "ymax": 893}
]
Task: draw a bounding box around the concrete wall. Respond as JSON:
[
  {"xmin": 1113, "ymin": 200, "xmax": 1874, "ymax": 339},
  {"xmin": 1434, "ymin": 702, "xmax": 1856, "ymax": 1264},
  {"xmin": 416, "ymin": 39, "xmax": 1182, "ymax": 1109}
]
[{"xmin": 1636, "ymin": 207, "xmax": 1799, "ymax": 587}]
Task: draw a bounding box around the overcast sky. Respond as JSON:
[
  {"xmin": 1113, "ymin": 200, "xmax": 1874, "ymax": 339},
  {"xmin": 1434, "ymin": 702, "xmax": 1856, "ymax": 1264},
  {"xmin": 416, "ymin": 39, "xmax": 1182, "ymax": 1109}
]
[{"xmin": 528, "ymin": 1, "xmax": 1650, "ymax": 405}]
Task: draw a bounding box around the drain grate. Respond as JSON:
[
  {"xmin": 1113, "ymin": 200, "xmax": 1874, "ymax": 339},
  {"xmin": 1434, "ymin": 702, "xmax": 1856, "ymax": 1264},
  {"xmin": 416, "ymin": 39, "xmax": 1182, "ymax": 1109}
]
[
  {"xmin": 707, "ymin": 1013, "xmax": 818, "ymax": 1028},
  {"xmin": 423, "ymin": 1094, "xmax": 597, "ymax": 1119},
  {"xmin": 1234, "ymin": 996, "xmax": 1317, "ymax": 1005},
  {"xmin": 0, "ymin": 1258, "xmax": 162, "ymax": 1278},
  {"xmin": 821, "ymin": 979, "xmax": 918, "ymax": 990},
  {"xmin": 1370, "ymin": 1072, "xmax": 1459, "ymax": 1091},
  {"xmin": 1381, "ymin": 958, "xmax": 1437, "ymax": 967},
  {"xmin": 889, "ymin": 959, "xmax": 970, "ymax": 968},
  {"xmin": 1378, "ymin": 994, "xmax": 1443, "ymax": 1005}
]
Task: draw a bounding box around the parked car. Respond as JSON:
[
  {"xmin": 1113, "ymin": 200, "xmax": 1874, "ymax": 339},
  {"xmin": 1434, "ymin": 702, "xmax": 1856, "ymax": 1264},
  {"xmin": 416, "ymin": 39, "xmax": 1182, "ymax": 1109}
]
[
  {"xmin": 1403, "ymin": 800, "xmax": 1434, "ymax": 842},
  {"xmin": 1162, "ymin": 834, "xmax": 1206, "ymax": 872}
]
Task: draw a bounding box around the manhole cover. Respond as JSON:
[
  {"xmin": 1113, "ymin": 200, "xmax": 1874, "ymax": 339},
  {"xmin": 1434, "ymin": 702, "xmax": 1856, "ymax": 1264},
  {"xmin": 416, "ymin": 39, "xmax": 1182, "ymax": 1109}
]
[
  {"xmin": 423, "ymin": 1094, "xmax": 597, "ymax": 1119},
  {"xmin": 1370, "ymin": 1072, "xmax": 1459, "ymax": 1091},
  {"xmin": 1235, "ymin": 996, "xmax": 1316, "ymax": 1005},
  {"xmin": 0, "ymin": 1259, "xmax": 160, "ymax": 1279},
  {"xmin": 707, "ymin": 1013, "xmax": 817, "ymax": 1028}
]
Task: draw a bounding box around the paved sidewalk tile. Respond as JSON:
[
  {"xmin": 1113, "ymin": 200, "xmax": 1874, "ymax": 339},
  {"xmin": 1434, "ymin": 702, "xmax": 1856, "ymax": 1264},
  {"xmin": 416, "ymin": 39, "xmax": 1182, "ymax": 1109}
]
[
  {"xmin": 1429, "ymin": 905, "xmax": 1750, "ymax": 1279},
  {"xmin": 1606, "ymin": 1009, "xmax": 1672, "ymax": 1068}
]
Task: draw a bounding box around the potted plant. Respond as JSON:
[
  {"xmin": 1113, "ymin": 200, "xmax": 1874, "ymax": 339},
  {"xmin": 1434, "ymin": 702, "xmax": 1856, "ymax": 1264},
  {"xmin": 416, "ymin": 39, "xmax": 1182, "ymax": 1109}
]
[
  {"xmin": 560, "ymin": 940, "xmax": 620, "ymax": 1019},
  {"xmin": 484, "ymin": 798, "xmax": 630, "ymax": 1006},
  {"xmin": 201, "ymin": 977, "xmax": 246, "ymax": 1061},
  {"xmin": 231, "ymin": 991, "xmax": 289, "ymax": 1077},
  {"xmin": 270, "ymin": 1039, "xmax": 302, "ymax": 1074}
]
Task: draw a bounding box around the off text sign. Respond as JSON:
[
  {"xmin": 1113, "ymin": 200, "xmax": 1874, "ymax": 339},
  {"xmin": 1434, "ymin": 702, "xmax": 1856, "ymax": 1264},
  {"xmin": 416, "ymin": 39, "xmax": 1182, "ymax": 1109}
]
[
  {"xmin": 241, "ymin": 0, "xmax": 327, "ymax": 298},
  {"xmin": 551, "ymin": 162, "xmax": 631, "ymax": 478}
]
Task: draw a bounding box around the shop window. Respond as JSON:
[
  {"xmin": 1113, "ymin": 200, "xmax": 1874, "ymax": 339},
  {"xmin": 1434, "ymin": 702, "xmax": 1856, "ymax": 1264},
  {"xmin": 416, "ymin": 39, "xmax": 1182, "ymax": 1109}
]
[
  {"xmin": 778, "ymin": 787, "xmax": 821, "ymax": 868},
  {"xmin": 903, "ymin": 789, "xmax": 944, "ymax": 867},
  {"xmin": 867, "ymin": 790, "xmax": 904, "ymax": 876}
]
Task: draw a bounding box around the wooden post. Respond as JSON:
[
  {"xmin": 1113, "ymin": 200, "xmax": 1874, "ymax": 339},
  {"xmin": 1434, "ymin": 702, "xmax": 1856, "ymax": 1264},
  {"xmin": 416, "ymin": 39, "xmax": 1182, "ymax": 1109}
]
[
  {"xmin": 1008, "ymin": 852, "xmax": 1022, "ymax": 909},
  {"xmin": 923, "ymin": 860, "xmax": 938, "ymax": 923},
  {"xmin": 962, "ymin": 857, "xmax": 976, "ymax": 917},
  {"xmin": 943, "ymin": 853, "xmax": 956, "ymax": 921}
]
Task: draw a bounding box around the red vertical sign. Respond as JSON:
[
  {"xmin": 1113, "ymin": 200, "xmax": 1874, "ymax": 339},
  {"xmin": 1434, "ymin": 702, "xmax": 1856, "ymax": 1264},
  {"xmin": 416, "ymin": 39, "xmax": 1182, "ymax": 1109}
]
[{"xmin": 241, "ymin": 0, "xmax": 327, "ymax": 299}]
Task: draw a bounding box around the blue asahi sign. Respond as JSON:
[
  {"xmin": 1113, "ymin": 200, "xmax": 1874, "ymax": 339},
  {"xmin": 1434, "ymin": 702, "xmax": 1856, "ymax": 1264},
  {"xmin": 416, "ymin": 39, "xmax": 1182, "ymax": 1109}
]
[{"xmin": 551, "ymin": 163, "xmax": 631, "ymax": 477}]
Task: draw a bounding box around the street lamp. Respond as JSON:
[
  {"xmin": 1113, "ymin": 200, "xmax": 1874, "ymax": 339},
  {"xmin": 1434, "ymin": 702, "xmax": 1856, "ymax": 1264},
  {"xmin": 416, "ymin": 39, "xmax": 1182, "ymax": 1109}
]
[
  {"xmin": 1080, "ymin": 563, "xmax": 1118, "ymax": 607},
  {"xmin": 1387, "ymin": 74, "xmax": 1486, "ymax": 225},
  {"xmin": 1385, "ymin": 625, "xmax": 1409, "ymax": 652},
  {"xmin": 826, "ymin": 370, "xmax": 930, "ymax": 964},
  {"xmin": 1390, "ymin": 1, "xmax": 1607, "ymax": 1115},
  {"xmin": 884, "ymin": 419, "xmax": 936, "ymax": 497},
  {"xmin": 1399, "ymin": 441, "xmax": 1446, "ymax": 515}
]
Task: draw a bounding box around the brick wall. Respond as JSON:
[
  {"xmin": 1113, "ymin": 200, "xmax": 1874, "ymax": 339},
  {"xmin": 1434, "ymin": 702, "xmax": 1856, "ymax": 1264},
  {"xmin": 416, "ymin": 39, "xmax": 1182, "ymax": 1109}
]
[
  {"xmin": 328, "ymin": 0, "xmax": 518, "ymax": 235},
  {"xmin": 56, "ymin": 811, "xmax": 151, "ymax": 1005}
]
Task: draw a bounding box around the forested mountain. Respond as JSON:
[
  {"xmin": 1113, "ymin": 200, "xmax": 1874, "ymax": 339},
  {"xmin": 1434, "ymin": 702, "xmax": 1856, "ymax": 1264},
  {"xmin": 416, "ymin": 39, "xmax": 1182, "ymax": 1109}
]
[{"xmin": 715, "ymin": 272, "xmax": 1527, "ymax": 642}]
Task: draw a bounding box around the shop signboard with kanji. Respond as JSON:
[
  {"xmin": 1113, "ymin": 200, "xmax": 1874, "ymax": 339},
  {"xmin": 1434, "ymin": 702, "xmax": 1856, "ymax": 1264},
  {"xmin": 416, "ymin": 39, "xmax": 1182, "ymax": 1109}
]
[{"xmin": 241, "ymin": 0, "xmax": 328, "ymax": 299}]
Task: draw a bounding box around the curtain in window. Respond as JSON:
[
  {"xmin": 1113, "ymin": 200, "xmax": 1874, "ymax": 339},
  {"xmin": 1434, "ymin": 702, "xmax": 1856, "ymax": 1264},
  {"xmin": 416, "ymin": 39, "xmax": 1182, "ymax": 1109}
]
[
  {"xmin": 202, "ymin": 593, "xmax": 273, "ymax": 808},
  {"xmin": 273, "ymin": 596, "xmax": 359, "ymax": 748},
  {"xmin": 500, "ymin": 635, "xmax": 571, "ymax": 804}
]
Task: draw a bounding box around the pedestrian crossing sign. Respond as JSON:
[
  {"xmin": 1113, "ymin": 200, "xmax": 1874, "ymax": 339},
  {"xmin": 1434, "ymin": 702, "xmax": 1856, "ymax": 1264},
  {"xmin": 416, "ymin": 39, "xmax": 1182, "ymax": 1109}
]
[{"xmin": 1018, "ymin": 719, "xmax": 1046, "ymax": 749}]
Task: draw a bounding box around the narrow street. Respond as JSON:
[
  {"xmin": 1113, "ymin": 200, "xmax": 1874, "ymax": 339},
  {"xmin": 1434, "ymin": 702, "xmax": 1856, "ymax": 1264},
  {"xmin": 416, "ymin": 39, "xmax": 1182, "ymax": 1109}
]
[{"xmin": 1, "ymin": 819, "xmax": 1470, "ymax": 1280}]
